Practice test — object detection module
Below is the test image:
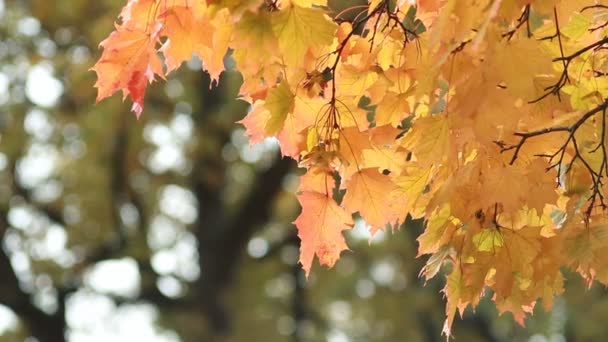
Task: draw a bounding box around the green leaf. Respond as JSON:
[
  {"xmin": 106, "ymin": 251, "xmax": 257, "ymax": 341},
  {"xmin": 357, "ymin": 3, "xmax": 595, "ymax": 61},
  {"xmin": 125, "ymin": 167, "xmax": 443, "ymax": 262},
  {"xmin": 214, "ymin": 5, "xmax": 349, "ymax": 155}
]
[
  {"xmin": 402, "ymin": 6, "xmax": 427, "ymax": 37},
  {"xmin": 264, "ymin": 81, "xmax": 294, "ymax": 135},
  {"xmin": 472, "ymin": 228, "xmax": 504, "ymax": 252},
  {"xmin": 561, "ymin": 13, "xmax": 591, "ymax": 40}
]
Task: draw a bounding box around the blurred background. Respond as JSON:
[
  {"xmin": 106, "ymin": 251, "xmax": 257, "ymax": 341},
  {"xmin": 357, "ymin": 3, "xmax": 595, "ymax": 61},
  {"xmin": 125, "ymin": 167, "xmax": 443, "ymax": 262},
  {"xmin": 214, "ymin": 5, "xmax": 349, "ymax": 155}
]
[{"xmin": 1, "ymin": 0, "xmax": 608, "ymax": 341}]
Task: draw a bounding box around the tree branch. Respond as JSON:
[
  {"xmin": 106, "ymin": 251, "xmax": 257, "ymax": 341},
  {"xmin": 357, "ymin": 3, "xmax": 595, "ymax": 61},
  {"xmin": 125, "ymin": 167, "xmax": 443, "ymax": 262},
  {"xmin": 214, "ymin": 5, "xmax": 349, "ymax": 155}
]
[
  {"xmin": 0, "ymin": 208, "xmax": 66, "ymax": 341},
  {"xmin": 497, "ymin": 99, "xmax": 608, "ymax": 220}
]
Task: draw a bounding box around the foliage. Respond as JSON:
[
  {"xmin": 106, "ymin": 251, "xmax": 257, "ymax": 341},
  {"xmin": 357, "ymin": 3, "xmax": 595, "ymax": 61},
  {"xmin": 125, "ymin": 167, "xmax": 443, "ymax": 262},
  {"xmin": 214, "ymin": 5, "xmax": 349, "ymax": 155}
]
[{"xmin": 93, "ymin": 0, "xmax": 608, "ymax": 335}]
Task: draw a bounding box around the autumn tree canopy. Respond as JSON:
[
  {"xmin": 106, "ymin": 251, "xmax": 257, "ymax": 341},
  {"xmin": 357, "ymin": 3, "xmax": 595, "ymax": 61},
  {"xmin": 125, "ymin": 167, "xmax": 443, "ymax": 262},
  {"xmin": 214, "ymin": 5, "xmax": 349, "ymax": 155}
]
[{"xmin": 92, "ymin": 0, "xmax": 608, "ymax": 336}]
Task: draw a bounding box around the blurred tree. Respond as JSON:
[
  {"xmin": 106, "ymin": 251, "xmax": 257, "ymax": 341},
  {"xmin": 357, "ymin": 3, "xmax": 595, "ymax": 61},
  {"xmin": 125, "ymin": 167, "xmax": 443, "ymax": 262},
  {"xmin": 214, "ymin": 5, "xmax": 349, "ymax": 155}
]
[{"xmin": 1, "ymin": 1, "xmax": 608, "ymax": 341}]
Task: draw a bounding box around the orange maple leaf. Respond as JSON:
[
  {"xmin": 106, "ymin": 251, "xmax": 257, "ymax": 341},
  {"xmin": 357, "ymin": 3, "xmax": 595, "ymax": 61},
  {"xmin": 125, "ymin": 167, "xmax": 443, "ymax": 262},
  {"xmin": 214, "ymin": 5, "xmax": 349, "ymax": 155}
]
[
  {"xmin": 298, "ymin": 170, "xmax": 335, "ymax": 195},
  {"xmin": 159, "ymin": 5, "xmax": 213, "ymax": 73},
  {"xmin": 238, "ymin": 101, "xmax": 271, "ymax": 145},
  {"xmin": 294, "ymin": 191, "xmax": 354, "ymax": 276},
  {"xmin": 91, "ymin": 23, "xmax": 163, "ymax": 117}
]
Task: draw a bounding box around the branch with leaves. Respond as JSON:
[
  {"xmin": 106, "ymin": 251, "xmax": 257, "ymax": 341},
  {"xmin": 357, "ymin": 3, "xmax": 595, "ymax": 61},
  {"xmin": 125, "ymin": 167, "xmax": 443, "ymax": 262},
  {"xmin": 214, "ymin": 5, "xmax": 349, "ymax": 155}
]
[
  {"xmin": 92, "ymin": 0, "xmax": 608, "ymax": 336},
  {"xmin": 534, "ymin": 9, "xmax": 608, "ymax": 103},
  {"xmin": 498, "ymin": 99, "xmax": 608, "ymax": 220}
]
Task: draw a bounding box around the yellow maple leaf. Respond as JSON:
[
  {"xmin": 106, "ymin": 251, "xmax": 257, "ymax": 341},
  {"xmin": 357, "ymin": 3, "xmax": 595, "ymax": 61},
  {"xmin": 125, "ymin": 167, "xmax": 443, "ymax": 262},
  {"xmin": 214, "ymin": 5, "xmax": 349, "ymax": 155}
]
[
  {"xmin": 442, "ymin": 265, "xmax": 465, "ymax": 338},
  {"xmin": 338, "ymin": 127, "xmax": 372, "ymax": 180},
  {"xmin": 472, "ymin": 228, "xmax": 504, "ymax": 252},
  {"xmin": 264, "ymin": 81, "xmax": 295, "ymax": 135},
  {"xmin": 417, "ymin": 204, "xmax": 451, "ymax": 255},
  {"xmin": 342, "ymin": 168, "xmax": 399, "ymax": 234},
  {"xmin": 492, "ymin": 37, "xmax": 553, "ymax": 99},
  {"xmin": 362, "ymin": 146, "xmax": 406, "ymax": 173},
  {"xmin": 420, "ymin": 245, "xmax": 451, "ymax": 281},
  {"xmin": 335, "ymin": 66, "xmax": 379, "ymax": 102},
  {"xmin": 393, "ymin": 165, "xmax": 432, "ymax": 218},
  {"xmin": 401, "ymin": 113, "xmax": 450, "ymax": 166},
  {"xmin": 271, "ymin": 5, "xmax": 337, "ymax": 65},
  {"xmin": 375, "ymin": 91, "xmax": 411, "ymax": 127}
]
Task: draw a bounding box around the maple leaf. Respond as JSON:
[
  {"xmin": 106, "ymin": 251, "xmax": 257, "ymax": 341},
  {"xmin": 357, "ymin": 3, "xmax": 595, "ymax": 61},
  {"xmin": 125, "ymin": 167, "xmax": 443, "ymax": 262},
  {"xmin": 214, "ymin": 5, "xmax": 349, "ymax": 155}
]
[
  {"xmin": 393, "ymin": 165, "xmax": 433, "ymax": 219},
  {"xmin": 276, "ymin": 111, "xmax": 308, "ymax": 158},
  {"xmin": 92, "ymin": 23, "xmax": 163, "ymax": 117},
  {"xmin": 335, "ymin": 67, "xmax": 379, "ymax": 102},
  {"xmin": 492, "ymin": 37, "xmax": 554, "ymax": 99},
  {"xmin": 442, "ymin": 265, "xmax": 465, "ymax": 337},
  {"xmin": 375, "ymin": 91, "xmax": 411, "ymax": 127},
  {"xmin": 417, "ymin": 204, "xmax": 451, "ymax": 256},
  {"xmin": 294, "ymin": 191, "xmax": 354, "ymax": 276},
  {"xmin": 264, "ymin": 81, "xmax": 295, "ymax": 135},
  {"xmin": 298, "ymin": 169, "xmax": 335, "ymax": 195},
  {"xmin": 420, "ymin": 244, "xmax": 451, "ymax": 281},
  {"xmin": 472, "ymin": 228, "xmax": 504, "ymax": 252},
  {"xmin": 341, "ymin": 168, "xmax": 398, "ymax": 234},
  {"xmin": 337, "ymin": 127, "xmax": 372, "ymax": 180},
  {"xmin": 271, "ymin": 5, "xmax": 337, "ymax": 65},
  {"xmin": 118, "ymin": 0, "xmax": 160, "ymax": 31},
  {"xmin": 238, "ymin": 101, "xmax": 271, "ymax": 145},
  {"xmin": 362, "ymin": 146, "xmax": 406, "ymax": 174},
  {"xmin": 159, "ymin": 5, "xmax": 213, "ymax": 73},
  {"xmin": 232, "ymin": 11, "xmax": 283, "ymax": 96},
  {"xmin": 197, "ymin": 8, "xmax": 233, "ymax": 83},
  {"xmin": 478, "ymin": 161, "xmax": 529, "ymax": 214},
  {"xmin": 401, "ymin": 113, "xmax": 450, "ymax": 166},
  {"xmin": 564, "ymin": 218, "xmax": 608, "ymax": 285}
]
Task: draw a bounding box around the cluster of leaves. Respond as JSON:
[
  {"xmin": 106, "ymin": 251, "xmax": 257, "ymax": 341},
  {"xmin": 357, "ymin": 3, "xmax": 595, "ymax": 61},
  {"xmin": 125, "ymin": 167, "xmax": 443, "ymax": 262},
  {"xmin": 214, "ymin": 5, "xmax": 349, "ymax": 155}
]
[{"xmin": 92, "ymin": 0, "xmax": 608, "ymax": 335}]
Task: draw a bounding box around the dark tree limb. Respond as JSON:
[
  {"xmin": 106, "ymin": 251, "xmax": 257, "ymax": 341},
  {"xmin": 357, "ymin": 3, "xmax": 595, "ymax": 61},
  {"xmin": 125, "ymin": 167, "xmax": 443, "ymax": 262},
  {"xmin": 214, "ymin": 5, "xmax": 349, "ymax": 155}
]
[
  {"xmin": 195, "ymin": 156, "xmax": 293, "ymax": 335},
  {"xmin": 0, "ymin": 208, "xmax": 66, "ymax": 342},
  {"xmin": 187, "ymin": 71, "xmax": 295, "ymax": 336},
  {"xmin": 291, "ymin": 234, "xmax": 307, "ymax": 342},
  {"xmin": 502, "ymin": 4, "xmax": 531, "ymax": 40}
]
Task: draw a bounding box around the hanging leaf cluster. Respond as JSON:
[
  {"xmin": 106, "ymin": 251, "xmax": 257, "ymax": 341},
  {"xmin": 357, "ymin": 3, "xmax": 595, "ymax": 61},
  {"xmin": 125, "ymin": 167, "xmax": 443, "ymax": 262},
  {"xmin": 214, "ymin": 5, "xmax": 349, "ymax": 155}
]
[{"xmin": 92, "ymin": 0, "xmax": 608, "ymax": 335}]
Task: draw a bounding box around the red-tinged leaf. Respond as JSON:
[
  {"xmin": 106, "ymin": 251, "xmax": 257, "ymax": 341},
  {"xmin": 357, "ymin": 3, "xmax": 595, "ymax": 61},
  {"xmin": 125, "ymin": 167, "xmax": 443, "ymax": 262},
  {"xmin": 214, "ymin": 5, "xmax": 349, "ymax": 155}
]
[
  {"xmin": 92, "ymin": 24, "xmax": 163, "ymax": 117},
  {"xmin": 294, "ymin": 191, "xmax": 354, "ymax": 276}
]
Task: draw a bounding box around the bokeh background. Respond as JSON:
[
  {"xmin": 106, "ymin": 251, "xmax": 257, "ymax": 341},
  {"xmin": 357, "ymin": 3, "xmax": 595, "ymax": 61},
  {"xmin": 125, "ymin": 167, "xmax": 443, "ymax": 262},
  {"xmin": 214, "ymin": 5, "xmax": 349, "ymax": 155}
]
[{"xmin": 1, "ymin": 0, "xmax": 608, "ymax": 341}]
